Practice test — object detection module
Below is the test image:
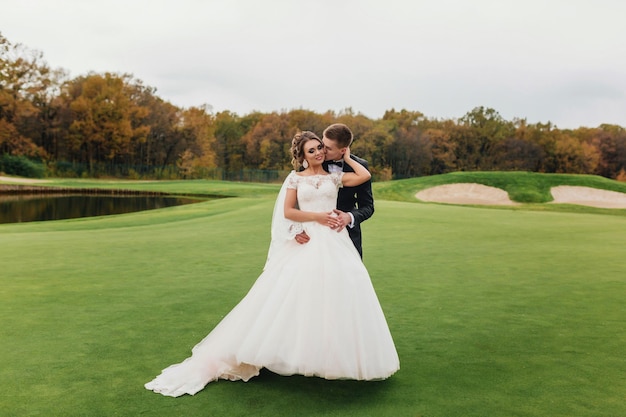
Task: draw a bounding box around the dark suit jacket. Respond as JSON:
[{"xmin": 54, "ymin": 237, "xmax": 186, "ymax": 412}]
[{"xmin": 324, "ymin": 155, "xmax": 374, "ymax": 257}]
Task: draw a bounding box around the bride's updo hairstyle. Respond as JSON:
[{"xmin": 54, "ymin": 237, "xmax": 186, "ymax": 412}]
[{"xmin": 290, "ymin": 131, "xmax": 323, "ymax": 170}]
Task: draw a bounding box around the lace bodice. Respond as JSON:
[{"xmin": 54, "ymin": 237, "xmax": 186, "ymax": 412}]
[{"xmin": 286, "ymin": 171, "xmax": 344, "ymax": 213}]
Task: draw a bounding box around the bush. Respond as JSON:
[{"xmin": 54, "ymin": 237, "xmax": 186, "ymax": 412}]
[
  {"xmin": 48, "ymin": 160, "xmax": 82, "ymax": 178},
  {"xmin": 0, "ymin": 154, "xmax": 46, "ymax": 178}
]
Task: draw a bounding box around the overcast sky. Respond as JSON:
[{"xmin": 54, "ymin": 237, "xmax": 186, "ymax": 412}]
[{"xmin": 3, "ymin": 0, "xmax": 626, "ymax": 128}]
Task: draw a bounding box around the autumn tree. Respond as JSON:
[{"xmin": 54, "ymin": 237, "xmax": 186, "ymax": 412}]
[
  {"xmin": 286, "ymin": 108, "xmax": 330, "ymax": 135},
  {"xmin": 213, "ymin": 111, "xmax": 246, "ymax": 172},
  {"xmin": 0, "ymin": 33, "xmax": 51, "ymax": 157},
  {"xmin": 382, "ymin": 109, "xmax": 431, "ymax": 178},
  {"xmin": 61, "ymin": 72, "xmax": 149, "ymax": 170},
  {"xmin": 591, "ymin": 124, "xmax": 626, "ymax": 178},
  {"xmin": 241, "ymin": 112, "xmax": 291, "ymax": 170},
  {"xmin": 455, "ymin": 107, "xmax": 515, "ymax": 170},
  {"xmin": 422, "ymin": 123, "xmax": 457, "ymax": 175},
  {"xmin": 552, "ymin": 131, "xmax": 599, "ymax": 174},
  {"xmin": 133, "ymin": 88, "xmax": 181, "ymax": 169},
  {"xmin": 179, "ymin": 105, "xmax": 217, "ymax": 173},
  {"xmin": 358, "ymin": 122, "xmax": 394, "ymax": 175}
]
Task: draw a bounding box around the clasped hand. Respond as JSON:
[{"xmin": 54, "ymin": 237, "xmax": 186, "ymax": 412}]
[
  {"xmin": 317, "ymin": 210, "xmax": 342, "ymax": 229},
  {"xmin": 294, "ymin": 209, "xmax": 349, "ymax": 244}
]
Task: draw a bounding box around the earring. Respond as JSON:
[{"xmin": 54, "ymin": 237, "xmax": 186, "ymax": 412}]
[{"xmin": 302, "ymin": 160, "xmax": 309, "ymax": 169}]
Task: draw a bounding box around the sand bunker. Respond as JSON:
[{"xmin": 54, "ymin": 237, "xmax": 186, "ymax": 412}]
[
  {"xmin": 415, "ymin": 183, "xmax": 518, "ymax": 206},
  {"xmin": 550, "ymin": 186, "xmax": 626, "ymax": 209},
  {"xmin": 415, "ymin": 182, "xmax": 626, "ymax": 208}
]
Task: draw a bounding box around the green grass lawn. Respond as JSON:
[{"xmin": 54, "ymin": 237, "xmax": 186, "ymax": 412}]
[{"xmin": 2, "ymin": 172, "xmax": 626, "ymax": 416}]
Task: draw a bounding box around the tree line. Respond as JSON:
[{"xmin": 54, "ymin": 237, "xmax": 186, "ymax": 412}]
[{"xmin": 2, "ymin": 32, "xmax": 625, "ymax": 181}]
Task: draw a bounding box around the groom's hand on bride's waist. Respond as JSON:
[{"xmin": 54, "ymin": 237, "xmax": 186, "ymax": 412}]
[{"xmin": 331, "ymin": 209, "xmax": 353, "ymax": 233}]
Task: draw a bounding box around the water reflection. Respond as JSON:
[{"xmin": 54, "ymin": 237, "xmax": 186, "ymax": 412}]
[{"xmin": 0, "ymin": 194, "xmax": 203, "ymax": 224}]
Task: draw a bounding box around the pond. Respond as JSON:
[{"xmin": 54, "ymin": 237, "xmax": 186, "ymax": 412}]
[{"xmin": 0, "ymin": 193, "xmax": 204, "ymax": 224}]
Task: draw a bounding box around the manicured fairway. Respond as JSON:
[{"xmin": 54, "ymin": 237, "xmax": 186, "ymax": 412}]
[{"xmin": 2, "ymin": 177, "xmax": 626, "ymax": 416}]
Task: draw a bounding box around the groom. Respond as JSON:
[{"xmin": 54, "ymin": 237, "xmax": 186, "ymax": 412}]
[{"xmin": 294, "ymin": 123, "xmax": 375, "ymax": 257}]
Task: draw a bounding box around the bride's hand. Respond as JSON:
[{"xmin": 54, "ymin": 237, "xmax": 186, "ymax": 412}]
[
  {"xmin": 343, "ymin": 147, "xmax": 351, "ymax": 162},
  {"xmin": 316, "ymin": 211, "xmax": 340, "ymax": 228}
]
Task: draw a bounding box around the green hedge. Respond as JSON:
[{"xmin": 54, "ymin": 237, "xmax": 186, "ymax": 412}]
[{"xmin": 0, "ymin": 154, "xmax": 46, "ymax": 178}]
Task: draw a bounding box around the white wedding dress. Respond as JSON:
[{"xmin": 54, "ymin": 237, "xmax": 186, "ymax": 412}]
[{"xmin": 145, "ymin": 171, "xmax": 399, "ymax": 397}]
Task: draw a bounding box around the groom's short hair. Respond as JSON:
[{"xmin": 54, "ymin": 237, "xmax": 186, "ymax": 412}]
[{"xmin": 323, "ymin": 123, "xmax": 353, "ymax": 148}]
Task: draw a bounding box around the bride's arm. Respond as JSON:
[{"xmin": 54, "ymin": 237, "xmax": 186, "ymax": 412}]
[
  {"xmin": 341, "ymin": 147, "xmax": 371, "ymax": 187},
  {"xmin": 284, "ymin": 188, "xmax": 337, "ymax": 226}
]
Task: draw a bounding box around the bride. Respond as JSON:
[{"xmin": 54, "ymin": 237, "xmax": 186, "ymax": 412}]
[{"xmin": 145, "ymin": 131, "xmax": 399, "ymax": 397}]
